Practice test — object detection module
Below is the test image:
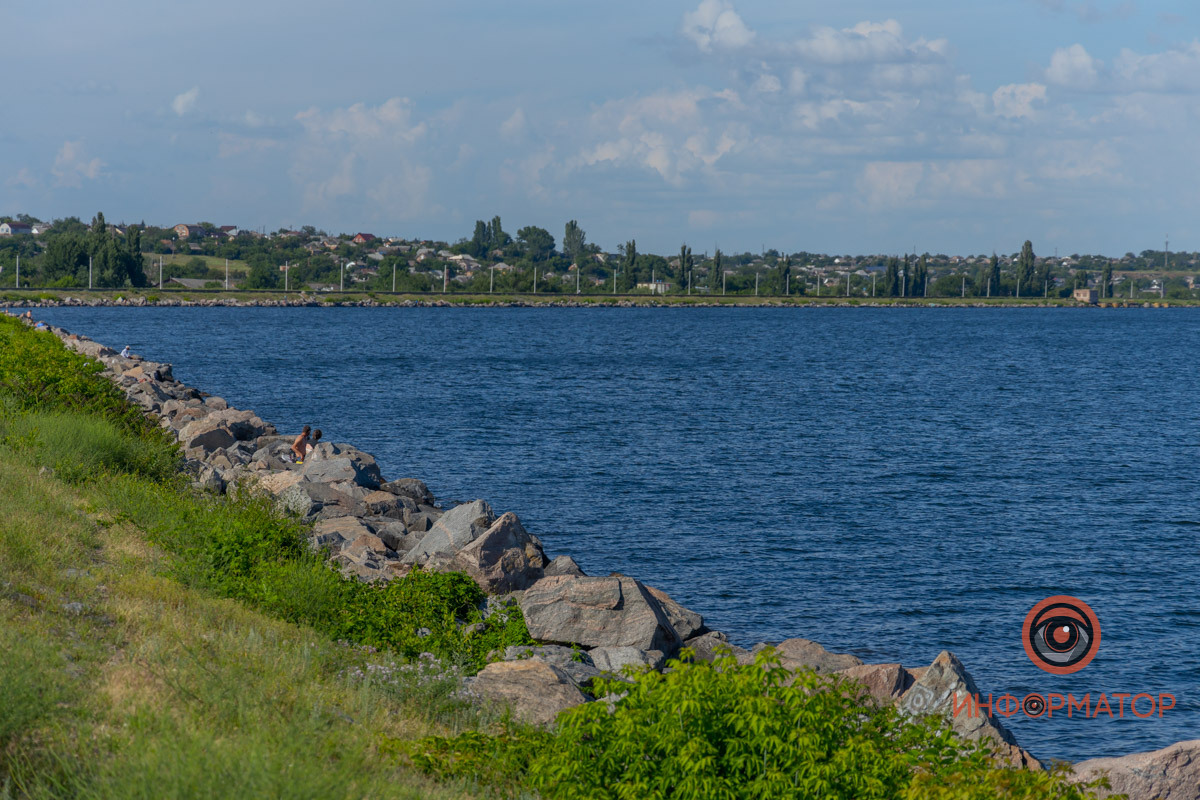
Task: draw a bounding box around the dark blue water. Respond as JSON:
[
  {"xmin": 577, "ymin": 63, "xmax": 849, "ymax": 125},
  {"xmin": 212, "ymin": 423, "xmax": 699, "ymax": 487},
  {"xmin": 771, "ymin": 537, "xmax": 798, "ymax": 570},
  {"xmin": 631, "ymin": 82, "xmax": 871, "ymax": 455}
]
[{"xmin": 29, "ymin": 306, "xmax": 1200, "ymax": 762}]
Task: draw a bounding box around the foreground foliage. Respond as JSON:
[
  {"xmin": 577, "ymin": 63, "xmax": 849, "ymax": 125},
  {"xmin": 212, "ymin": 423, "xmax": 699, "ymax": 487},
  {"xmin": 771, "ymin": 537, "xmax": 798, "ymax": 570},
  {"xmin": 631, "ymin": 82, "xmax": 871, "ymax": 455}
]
[{"xmin": 406, "ymin": 652, "xmax": 1113, "ymax": 799}]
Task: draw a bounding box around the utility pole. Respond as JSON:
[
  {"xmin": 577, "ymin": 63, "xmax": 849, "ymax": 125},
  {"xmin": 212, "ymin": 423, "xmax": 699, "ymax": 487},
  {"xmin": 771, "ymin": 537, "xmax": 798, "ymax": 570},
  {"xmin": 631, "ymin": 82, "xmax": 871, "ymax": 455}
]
[
  {"xmin": 443, "ymin": 264, "xmax": 448, "ymax": 293},
  {"xmin": 613, "ymin": 269, "xmax": 617, "ymax": 294},
  {"xmin": 340, "ymin": 260, "xmax": 344, "ymax": 292},
  {"xmin": 533, "ymin": 265, "xmax": 537, "ymax": 294},
  {"xmin": 962, "ymin": 275, "xmax": 966, "ymax": 298},
  {"xmin": 786, "ymin": 274, "xmax": 789, "ymax": 295},
  {"xmin": 987, "ymin": 278, "xmax": 991, "ymax": 298},
  {"xmin": 847, "ymin": 272, "xmax": 851, "ymax": 296},
  {"xmin": 872, "ymin": 272, "xmax": 876, "ymax": 297},
  {"xmin": 285, "ymin": 261, "xmax": 289, "ymax": 292},
  {"xmin": 158, "ymin": 256, "xmax": 162, "ymax": 290},
  {"xmin": 392, "ymin": 261, "xmax": 396, "ymax": 293},
  {"xmin": 722, "ymin": 270, "xmax": 726, "ymax": 295},
  {"xmin": 755, "ymin": 272, "xmax": 759, "ymax": 296},
  {"xmin": 1017, "ymin": 278, "xmax": 1020, "ymax": 298},
  {"xmin": 688, "ymin": 270, "xmax": 692, "ymax": 295},
  {"xmin": 576, "ymin": 266, "xmax": 580, "ymax": 294},
  {"xmin": 490, "ymin": 266, "xmax": 495, "ymax": 293},
  {"xmin": 89, "ymin": 256, "xmax": 93, "ymax": 290},
  {"xmin": 225, "ymin": 258, "xmax": 229, "ymax": 290}
]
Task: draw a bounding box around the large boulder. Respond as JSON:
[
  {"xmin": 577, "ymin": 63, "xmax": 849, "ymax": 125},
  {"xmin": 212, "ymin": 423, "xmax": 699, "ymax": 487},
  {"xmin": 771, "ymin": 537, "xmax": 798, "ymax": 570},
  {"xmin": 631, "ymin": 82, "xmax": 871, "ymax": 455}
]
[
  {"xmin": 589, "ymin": 646, "xmax": 665, "ymax": 673},
  {"xmin": 447, "ymin": 512, "xmax": 546, "ymax": 593},
  {"xmin": 1072, "ymin": 740, "xmax": 1200, "ymax": 800},
  {"xmin": 310, "ymin": 516, "xmax": 375, "ymax": 551},
  {"xmin": 683, "ymin": 631, "xmax": 750, "ymax": 664},
  {"xmin": 301, "ymin": 442, "xmax": 384, "ymax": 489},
  {"xmin": 837, "ymin": 663, "xmax": 915, "ymax": 704},
  {"xmin": 381, "ymin": 478, "xmax": 435, "ymax": 506},
  {"xmin": 898, "ymin": 651, "xmax": 1040, "ymax": 770},
  {"xmin": 771, "ymin": 638, "xmax": 863, "ymax": 674},
  {"xmin": 644, "ymin": 584, "xmax": 705, "ymax": 641},
  {"xmin": 466, "ymin": 660, "xmax": 587, "ymax": 726},
  {"xmin": 503, "ymin": 645, "xmax": 602, "ymax": 688},
  {"xmin": 544, "ymin": 555, "xmax": 586, "ymax": 578},
  {"xmin": 520, "ymin": 575, "xmax": 682, "ymax": 654},
  {"xmin": 403, "ymin": 500, "xmax": 494, "ymax": 564}
]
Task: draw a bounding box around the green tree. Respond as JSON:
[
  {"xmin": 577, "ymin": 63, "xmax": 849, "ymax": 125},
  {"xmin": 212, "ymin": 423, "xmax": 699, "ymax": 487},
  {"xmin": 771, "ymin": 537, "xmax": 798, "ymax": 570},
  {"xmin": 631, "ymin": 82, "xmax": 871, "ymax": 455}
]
[
  {"xmin": 563, "ymin": 220, "xmax": 586, "ymax": 266},
  {"xmin": 1017, "ymin": 240, "xmax": 1035, "ymax": 296},
  {"xmin": 490, "ymin": 216, "xmax": 511, "ymax": 251},
  {"xmin": 42, "ymin": 234, "xmax": 88, "ymax": 286},
  {"xmin": 710, "ymin": 249, "xmax": 723, "ymax": 293},
  {"xmin": 778, "ymin": 256, "xmax": 791, "ymax": 295},
  {"xmin": 678, "ymin": 244, "xmax": 693, "ymax": 292},
  {"xmin": 988, "ymin": 253, "xmax": 1001, "ymax": 297},
  {"xmin": 885, "ymin": 257, "xmax": 900, "ymax": 297},
  {"xmin": 1101, "ymin": 262, "xmax": 1113, "ymax": 298},
  {"xmin": 617, "ymin": 240, "xmax": 637, "ymax": 292},
  {"xmin": 517, "ymin": 226, "xmax": 555, "ymax": 262}
]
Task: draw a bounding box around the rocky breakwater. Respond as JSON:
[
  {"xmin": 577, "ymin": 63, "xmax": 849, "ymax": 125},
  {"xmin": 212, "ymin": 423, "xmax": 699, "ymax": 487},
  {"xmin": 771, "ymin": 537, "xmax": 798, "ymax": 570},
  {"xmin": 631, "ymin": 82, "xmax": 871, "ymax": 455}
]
[{"xmin": 44, "ymin": 320, "xmax": 1182, "ymax": 788}]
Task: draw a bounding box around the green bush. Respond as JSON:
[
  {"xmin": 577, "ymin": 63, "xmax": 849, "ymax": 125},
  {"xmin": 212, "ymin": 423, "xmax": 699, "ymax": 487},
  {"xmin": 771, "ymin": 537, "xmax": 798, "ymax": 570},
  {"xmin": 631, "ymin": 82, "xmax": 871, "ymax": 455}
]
[{"xmin": 408, "ymin": 650, "xmax": 1109, "ymax": 800}]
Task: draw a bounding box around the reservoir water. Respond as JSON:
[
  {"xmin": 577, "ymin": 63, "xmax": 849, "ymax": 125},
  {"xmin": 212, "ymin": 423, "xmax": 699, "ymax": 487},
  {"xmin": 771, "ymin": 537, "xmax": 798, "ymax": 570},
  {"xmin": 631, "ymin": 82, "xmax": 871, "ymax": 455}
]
[{"xmin": 32, "ymin": 305, "xmax": 1200, "ymax": 762}]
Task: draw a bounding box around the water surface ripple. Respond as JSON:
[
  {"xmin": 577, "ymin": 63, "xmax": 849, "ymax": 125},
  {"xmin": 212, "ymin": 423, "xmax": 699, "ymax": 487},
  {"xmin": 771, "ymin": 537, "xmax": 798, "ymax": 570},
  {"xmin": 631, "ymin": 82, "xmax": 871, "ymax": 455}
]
[{"xmin": 34, "ymin": 306, "xmax": 1200, "ymax": 762}]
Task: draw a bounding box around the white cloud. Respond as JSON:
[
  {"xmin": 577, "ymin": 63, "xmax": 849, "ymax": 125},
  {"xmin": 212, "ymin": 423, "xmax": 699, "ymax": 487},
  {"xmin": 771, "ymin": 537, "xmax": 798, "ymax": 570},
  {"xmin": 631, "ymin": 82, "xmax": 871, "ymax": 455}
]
[
  {"xmin": 993, "ymin": 83, "xmax": 1047, "ymax": 118},
  {"xmin": 682, "ymin": 0, "xmax": 755, "ymax": 53},
  {"xmin": 172, "ymin": 86, "xmax": 199, "ymax": 116},
  {"xmin": 499, "ymin": 108, "xmax": 526, "ymax": 139},
  {"xmin": 1046, "ymin": 44, "xmax": 1101, "ymax": 89},
  {"xmin": 51, "ymin": 141, "xmax": 103, "ymax": 187},
  {"xmin": 795, "ymin": 20, "xmax": 947, "ymax": 65},
  {"xmin": 6, "ymin": 167, "xmax": 36, "ymax": 188},
  {"xmin": 1113, "ymin": 42, "xmax": 1200, "ymax": 92},
  {"xmin": 290, "ymin": 97, "xmax": 434, "ymax": 221},
  {"xmin": 296, "ymin": 97, "xmax": 425, "ymax": 142}
]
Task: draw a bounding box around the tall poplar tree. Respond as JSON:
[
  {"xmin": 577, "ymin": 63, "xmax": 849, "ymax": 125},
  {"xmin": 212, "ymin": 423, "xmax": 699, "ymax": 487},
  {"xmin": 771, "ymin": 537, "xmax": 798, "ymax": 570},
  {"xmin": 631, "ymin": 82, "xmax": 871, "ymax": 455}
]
[
  {"xmin": 1017, "ymin": 240, "xmax": 1036, "ymax": 295},
  {"xmin": 710, "ymin": 249, "xmax": 723, "ymax": 292},
  {"xmin": 678, "ymin": 244, "xmax": 692, "ymax": 292},
  {"xmin": 989, "ymin": 253, "xmax": 1001, "ymax": 296}
]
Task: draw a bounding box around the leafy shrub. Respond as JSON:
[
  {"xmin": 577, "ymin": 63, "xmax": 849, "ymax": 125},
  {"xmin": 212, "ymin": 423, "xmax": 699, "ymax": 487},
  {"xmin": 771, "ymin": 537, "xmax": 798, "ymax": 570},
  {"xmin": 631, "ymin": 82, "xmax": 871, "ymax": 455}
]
[{"xmin": 408, "ymin": 650, "xmax": 1109, "ymax": 800}]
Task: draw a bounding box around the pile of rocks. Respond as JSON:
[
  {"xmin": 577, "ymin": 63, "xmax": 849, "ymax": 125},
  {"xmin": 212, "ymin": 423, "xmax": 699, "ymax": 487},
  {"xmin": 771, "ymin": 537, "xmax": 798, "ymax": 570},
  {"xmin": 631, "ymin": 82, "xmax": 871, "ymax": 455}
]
[{"xmin": 40, "ymin": 322, "xmax": 1197, "ymax": 800}]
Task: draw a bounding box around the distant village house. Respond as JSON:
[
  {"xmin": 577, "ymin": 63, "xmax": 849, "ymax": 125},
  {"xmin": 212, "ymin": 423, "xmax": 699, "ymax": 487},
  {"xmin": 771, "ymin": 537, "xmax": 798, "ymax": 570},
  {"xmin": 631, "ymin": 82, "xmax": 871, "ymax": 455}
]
[{"xmin": 0, "ymin": 222, "xmax": 33, "ymax": 236}]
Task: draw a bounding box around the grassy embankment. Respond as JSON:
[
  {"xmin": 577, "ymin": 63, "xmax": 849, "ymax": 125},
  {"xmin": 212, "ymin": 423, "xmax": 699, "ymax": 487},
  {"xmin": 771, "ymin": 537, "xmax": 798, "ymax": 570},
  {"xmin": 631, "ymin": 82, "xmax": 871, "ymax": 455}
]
[
  {"xmin": 0, "ymin": 316, "xmax": 529, "ymax": 798},
  {"xmin": 0, "ymin": 287, "xmax": 1178, "ymax": 307},
  {"xmin": 0, "ymin": 316, "xmax": 1115, "ymax": 799}
]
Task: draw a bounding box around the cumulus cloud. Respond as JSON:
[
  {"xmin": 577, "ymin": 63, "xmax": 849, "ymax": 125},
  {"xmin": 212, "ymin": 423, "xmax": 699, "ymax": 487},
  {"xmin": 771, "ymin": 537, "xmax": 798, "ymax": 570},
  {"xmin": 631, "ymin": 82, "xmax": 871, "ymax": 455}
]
[
  {"xmin": 51, "ymin": 141, "xmax": 103, "ymax": 187},
  {"xmin": 172, "ymin": 86, "xmax": 199, "ymax": 116},
  {"xmin": 682, "ymin": 0, "xmax": 755, "ymax": 52},
  {"xmin": 290, "ymin": 97, "xmax": 435, "ymax": 220},
  {"xmin": 1046, "ymin": 44, "xmax": 1101, "ymax": 89},
  {"xmin": 993, "ymin": 83, "xmax": 1047, "ymax": 118},
  {"xmin": 1113, "ymin": 42, "xmax": 1200, "ymax": 92},
  {"xmin": 295, "ymin": 97, "xmax": 425, "ymax": 141},
  {"xmin": 6, "ymin": 167, "xmax": 36, "ymax": 189},
  {"xmin": 795, "ymin": 20, "xmax": 947, "ymax": 65},
  {"xmin": 499, "ymin": 108, "xmax": 526, "ymax": 139}
]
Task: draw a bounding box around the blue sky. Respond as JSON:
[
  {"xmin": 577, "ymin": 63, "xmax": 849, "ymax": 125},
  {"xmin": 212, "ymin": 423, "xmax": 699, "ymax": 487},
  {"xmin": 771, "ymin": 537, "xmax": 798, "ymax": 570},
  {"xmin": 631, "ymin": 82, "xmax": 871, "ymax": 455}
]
[{"xmin": 3, "ymin": 0, "xmax": 1199, "ymax": 255}]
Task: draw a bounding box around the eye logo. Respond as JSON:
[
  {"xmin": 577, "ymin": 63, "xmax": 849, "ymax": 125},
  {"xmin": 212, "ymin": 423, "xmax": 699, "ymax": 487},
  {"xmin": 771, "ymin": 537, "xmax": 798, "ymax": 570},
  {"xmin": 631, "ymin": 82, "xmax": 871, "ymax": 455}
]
[{"xmin": 1022, "ymin": 596, "xmax": 1100, "ymax": 675}]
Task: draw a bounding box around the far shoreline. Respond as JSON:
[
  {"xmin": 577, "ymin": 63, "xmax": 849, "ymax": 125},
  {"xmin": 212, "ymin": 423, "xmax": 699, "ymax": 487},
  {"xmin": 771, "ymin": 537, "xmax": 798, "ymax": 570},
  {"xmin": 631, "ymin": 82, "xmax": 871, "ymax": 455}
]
[{"xmin": 0, "ymin": 288, "xmax": 1183, "ymax": 310}]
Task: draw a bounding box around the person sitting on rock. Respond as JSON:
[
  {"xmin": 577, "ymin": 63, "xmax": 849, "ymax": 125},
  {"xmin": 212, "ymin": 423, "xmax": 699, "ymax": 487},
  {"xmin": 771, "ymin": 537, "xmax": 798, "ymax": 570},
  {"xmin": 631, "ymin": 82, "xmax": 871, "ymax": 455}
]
[
  {"xmin": 120, "ymin": 345, "xmax": 132, "ymax": 358},
  {"xmin": 291, "ymin": 425, "xmax": 311, "ymax": 463},
  {"xmin": 305, "ymin": 429, "xmax": 322, "ymax": 458}
]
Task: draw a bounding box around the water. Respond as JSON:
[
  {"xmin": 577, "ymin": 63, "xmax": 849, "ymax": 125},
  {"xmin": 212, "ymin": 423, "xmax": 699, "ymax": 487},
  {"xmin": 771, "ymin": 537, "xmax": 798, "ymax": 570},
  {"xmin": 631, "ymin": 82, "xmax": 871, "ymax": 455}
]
[{"xmin": 29, "ymin": 305, "xmax": 1200, "ymax": 762}]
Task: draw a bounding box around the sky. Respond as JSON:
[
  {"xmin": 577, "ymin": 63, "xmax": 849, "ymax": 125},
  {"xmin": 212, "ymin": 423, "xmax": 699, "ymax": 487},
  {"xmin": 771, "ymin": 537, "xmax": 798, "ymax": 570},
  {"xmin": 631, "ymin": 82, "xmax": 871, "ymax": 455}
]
[{"xmin": 3, "ymin": 0, "xmax": 1200, "ymax": 256}]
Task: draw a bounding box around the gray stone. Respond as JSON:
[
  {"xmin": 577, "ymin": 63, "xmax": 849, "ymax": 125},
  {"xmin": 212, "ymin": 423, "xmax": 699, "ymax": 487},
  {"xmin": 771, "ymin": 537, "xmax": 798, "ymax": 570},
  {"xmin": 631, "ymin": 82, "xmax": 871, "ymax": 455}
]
[
  {"xmin": 520, "ymin": 575, "xmax": 682, "ymax": 654},
  {"xmin": 446, "ymin": 512, "xmax": 546, "ymax": 593},
  {"xmin": 300, "ymin": 442, "xmax": 384, "ymax": 489},
  {"xmin": 589, "ymin": 646, "xmax": 665, "ymax": 673},
  {"xmin": 1073, "ymin": 739, "xmax": 1200, "ymax": 800},
  {"xmin": 645, "ymin": 584, "xmax": 705, "ymax": 641},
  {"xmin": 381, "ymin": 478, "xmax": 435, "ymax": 506},
  {"xmin": 544, "ymin": 554, "xmax": 586, "ymax": 578},
  {"xmin": 504, "ymin": 645, "xmax": 602, "ymax": 688},
  {"xmin": 682, "ymin": 631, "xmax": 750, "ymax": 664},
  {"xmin": 898, "ymin": 651, "xmax": 1039, "ymax": 769},
  {"xmin": 466, "ymin": 660, "xmax": 587, "ymax": 726},
  {"xmin": 772, "ymin": 638, "xmax": 864, "ymax": 674},
  {"xmin": 836, "ymin": 663, "xmax": 915, "ymax": 704},
  {"xmin": 403, "ymin": 500, "xmax": 494, "ymax": 564}
]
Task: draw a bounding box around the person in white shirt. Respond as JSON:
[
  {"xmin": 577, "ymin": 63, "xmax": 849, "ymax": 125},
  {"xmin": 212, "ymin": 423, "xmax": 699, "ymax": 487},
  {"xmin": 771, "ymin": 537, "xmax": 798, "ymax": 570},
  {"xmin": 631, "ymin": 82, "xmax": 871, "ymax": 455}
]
[{"xmin": 120, "ymin": 345, "xmax": 132, "ymax": 358}]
